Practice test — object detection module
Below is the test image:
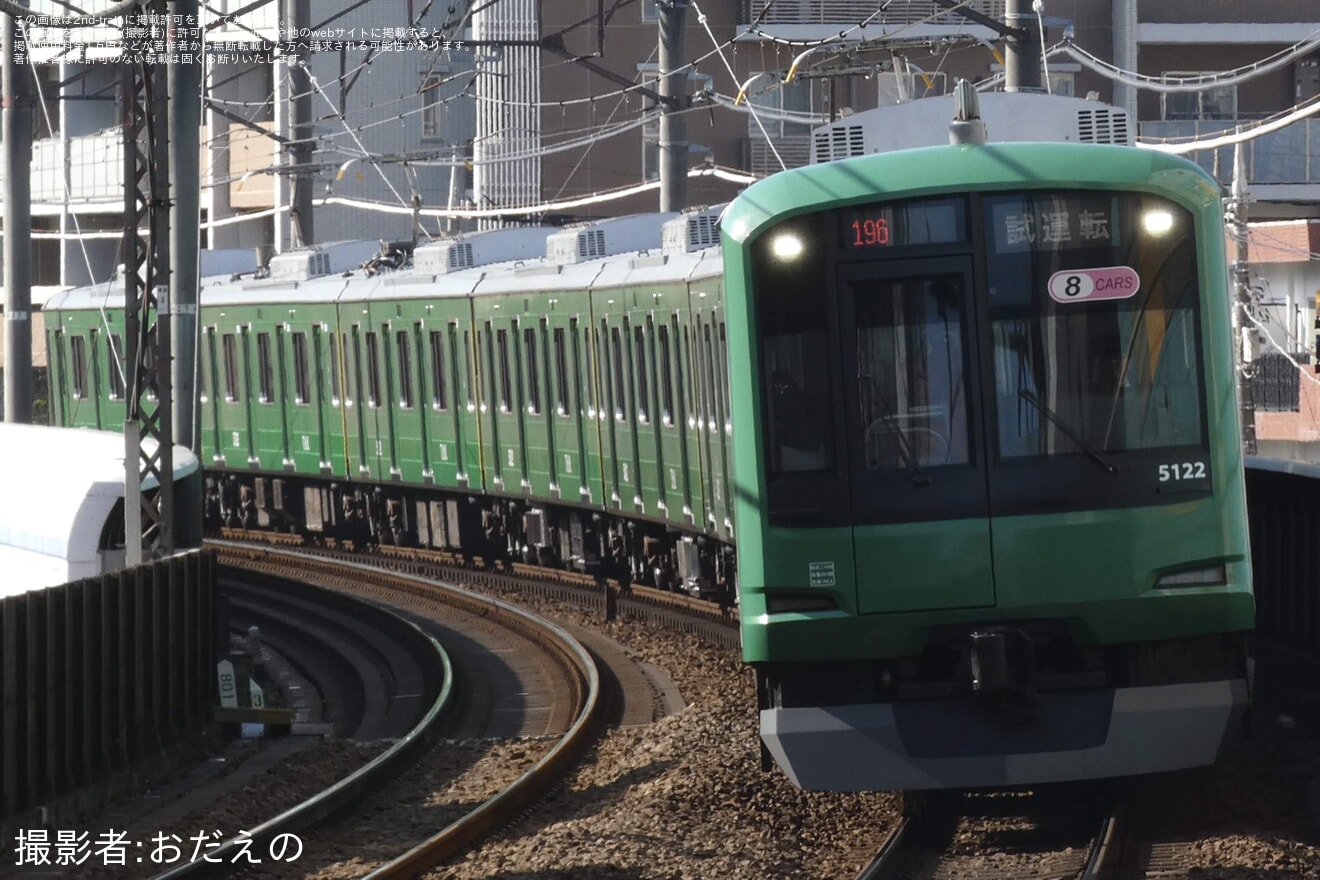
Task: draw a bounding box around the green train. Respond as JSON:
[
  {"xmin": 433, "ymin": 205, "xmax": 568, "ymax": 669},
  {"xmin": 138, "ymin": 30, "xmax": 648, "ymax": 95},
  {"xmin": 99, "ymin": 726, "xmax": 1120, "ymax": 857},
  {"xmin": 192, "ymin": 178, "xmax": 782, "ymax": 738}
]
[
  {"xmin": 44, "ymin": 211, "xmax": 738, "ymax": 604},
  {"xmin": 45, "ymin": 95, "xmax": 1254, "ymax": 793},
  {"xmin": 723, "ymin": 136, "xmax": 1254, "ymax": 789}
]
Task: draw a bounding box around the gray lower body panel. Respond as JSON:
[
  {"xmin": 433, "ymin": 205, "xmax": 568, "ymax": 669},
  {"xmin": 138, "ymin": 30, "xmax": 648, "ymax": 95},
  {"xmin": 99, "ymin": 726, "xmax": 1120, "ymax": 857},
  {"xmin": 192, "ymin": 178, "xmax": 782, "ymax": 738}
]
[{"xmin": 761, "ymin": 679, "xmax": 1248, "ymax": 791}]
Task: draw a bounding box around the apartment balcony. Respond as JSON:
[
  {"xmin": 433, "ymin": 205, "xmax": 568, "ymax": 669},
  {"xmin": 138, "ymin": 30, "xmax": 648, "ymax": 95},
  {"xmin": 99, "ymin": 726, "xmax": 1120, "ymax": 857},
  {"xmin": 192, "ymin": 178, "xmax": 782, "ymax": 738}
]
[
  {"xmin": 1136, "ymin": 1, "xmax": 1320, "ymax": 45},
  {"xmin": 737, "ymin": 0, "xmax": 1002, "ymax": 43},
  {"xmin": 1139, "ymin": 119, "xmax": 1320, "ymax": 203}
]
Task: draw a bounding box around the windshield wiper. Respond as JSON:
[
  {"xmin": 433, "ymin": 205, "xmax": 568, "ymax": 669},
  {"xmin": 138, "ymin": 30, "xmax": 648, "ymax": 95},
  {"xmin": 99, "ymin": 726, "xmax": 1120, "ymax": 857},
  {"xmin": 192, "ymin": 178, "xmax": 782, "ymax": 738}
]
[
  {"xmin": 865, "ymin": 378, "xmax": 932, "ymax": 486},
  {"xmin": 1017, "ymin": 389, "xmax": 1118, "ymax": 474}
]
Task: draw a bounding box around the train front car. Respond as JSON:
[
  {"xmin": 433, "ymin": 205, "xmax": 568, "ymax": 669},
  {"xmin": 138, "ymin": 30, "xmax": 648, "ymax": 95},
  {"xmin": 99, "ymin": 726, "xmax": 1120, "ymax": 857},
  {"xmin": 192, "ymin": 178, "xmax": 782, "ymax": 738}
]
[{"xmin": 723, "ymin": 141, "xmax": 1254, "ymax": 792}]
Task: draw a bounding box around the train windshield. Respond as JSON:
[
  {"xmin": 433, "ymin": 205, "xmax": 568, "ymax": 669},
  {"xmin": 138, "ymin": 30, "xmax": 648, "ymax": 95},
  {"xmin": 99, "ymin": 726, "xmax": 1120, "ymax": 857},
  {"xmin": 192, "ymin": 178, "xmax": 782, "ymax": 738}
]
[{"xmin": 984, "ymin": 192, "xmax": 1204, "ymax": 460}]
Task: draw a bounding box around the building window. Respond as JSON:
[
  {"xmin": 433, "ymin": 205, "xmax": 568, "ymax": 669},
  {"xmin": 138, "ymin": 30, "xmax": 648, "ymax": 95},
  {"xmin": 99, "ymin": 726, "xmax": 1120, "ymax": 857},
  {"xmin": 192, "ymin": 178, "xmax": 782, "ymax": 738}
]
[
  {"xmin": 746, "ymin": 75, "xmax": 813, "ymax": 138},
  {"xmin": 421, "ymin": 73, "xmax": 445, "ymax": 139},
  {"xmin": 642, "ymin": 0, "xmax": 657, "ymax": 21},
  {"xmin": 292, "ymin": 331, "xmax": 310, "ymax": 404},
  {"xmin": 1161, "ymin": 74, "xmax": 1236, "ymax": 120}
]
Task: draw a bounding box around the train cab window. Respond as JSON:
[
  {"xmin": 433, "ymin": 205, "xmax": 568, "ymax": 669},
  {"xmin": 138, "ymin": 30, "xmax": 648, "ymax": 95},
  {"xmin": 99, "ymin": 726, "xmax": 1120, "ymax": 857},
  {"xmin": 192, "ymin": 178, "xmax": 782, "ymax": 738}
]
[
  {"xmin": 328, "ymin": 332, "xmax": 342, "ymax": 405},
  {"xmin": 553, "ymin": 327, "xmax": 570, "ymax": 416},
  {"xmin": 70, "ymin": 335, "xmax": 88, "ymax": 400},
  {"xmin": 984, "ymin": 191, "xmax": 1205, "ymax": 459},
  {"xmin": 849, "ymin": 272, "xmax": 971, "ymax": 470},
  {"xmin": 496, "ymin": 328, "xmax": 512, "ymax": 413},
  {"xmin": 256, "ymin": 332, "xmax": 274, "ymax": 403},
  {"xmin": 107, "ymin": 334, "xmax": 125, "ymax": 400},
  {"xmin": 428, "ymin": 330, "xmax": 448, "ymax": 410},
  {"xmin": 292, "ymin": 332, "xmax": 310, "ymax": 405},
  {"xmin": 524, "ymin": 327, "xmax": 541, "ymax": 416},
  {"xmin": 610, "ymin": 326, "xmax": 627, "ymax": 420},
  {"xmin": 633, "ymin": 325, "xmax": 650, "ymax": 424},
  {"xmin": 223, "ymin": 333, "xmax": 240, "ymax": 402},
  {"xmin": 365, "ymin": 331, "xmax": 382, "ymax": 407},
  {"xmin": 396, "ymin": 330, "xmax": 414, "ymax": 409}
]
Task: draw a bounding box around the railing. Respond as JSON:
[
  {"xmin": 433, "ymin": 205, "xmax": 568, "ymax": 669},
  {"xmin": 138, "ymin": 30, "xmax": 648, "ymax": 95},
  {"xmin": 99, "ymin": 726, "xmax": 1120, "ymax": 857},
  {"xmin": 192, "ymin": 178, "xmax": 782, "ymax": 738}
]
[
  {"xmin": 0, "ymin": 550, "xmax": 216, "ymax": 838},
  {"xmin": 1246, "ymin": 463, "xmax": 1320, "ymax": 655},
  {"xmin": 1139, "ymin": 119, "xmax": 1320, "ymax": 186},
  {"xmin": 741, "ymin": 0, "xmax": 1005, "ymax": 25}
]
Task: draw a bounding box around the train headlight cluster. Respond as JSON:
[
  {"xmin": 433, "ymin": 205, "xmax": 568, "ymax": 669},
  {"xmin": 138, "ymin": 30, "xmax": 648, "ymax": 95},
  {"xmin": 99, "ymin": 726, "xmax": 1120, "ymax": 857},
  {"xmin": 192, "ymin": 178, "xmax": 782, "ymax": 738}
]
[
  {"xmin": 1142, "ymin": 209, "xmax": 1175, "ymax": 235},
  {"xmin": 770, "ymin": 233, "xmax": 805, "ymax": 261}
]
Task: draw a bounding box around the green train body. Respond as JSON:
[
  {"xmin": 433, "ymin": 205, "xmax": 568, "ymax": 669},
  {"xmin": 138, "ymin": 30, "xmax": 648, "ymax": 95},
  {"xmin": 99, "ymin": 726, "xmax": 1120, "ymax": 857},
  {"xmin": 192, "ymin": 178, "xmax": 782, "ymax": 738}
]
[
  {"xmin": 722, "ymin": 141, "xmax": 1253, "ymax": 790},
  {"xmin": 44, "ymin": 134, "xmax": 1254, "ymax": 793},
  {"xmin": 44, "ymin": 214, "xmax": 738, "ymax": 602}
]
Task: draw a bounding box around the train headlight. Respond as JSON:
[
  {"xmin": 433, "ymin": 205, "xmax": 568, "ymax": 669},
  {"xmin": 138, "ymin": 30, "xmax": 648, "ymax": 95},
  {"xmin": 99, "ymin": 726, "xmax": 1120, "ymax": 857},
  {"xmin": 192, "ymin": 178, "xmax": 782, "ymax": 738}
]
[
  {"xmin": 1142, "ymin": 209, "xmax": 1175, "ymax": 235},
  {"xmin": 770, "ymin": 233, "xmax": 805, "ymax": 261}
]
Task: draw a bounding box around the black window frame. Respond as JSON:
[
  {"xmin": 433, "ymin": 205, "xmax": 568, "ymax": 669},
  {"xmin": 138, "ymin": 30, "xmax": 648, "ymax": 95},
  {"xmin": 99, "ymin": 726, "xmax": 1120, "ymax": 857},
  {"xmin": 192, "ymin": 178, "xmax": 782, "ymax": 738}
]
[{"xmin": 292, "ymin": 331, "xmax": 311, "ymax": 405}]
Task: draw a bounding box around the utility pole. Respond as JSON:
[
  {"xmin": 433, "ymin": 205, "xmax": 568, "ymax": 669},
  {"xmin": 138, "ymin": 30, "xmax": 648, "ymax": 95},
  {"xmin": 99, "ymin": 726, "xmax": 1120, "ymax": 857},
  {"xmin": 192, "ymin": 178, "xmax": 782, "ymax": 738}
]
[
  {"xmin": 3, "ymin": 5, "xmax": 33, "ymax": 423},
  {"xmin": 285, "ymin": 0, "xmax": 313, "ymax": 247},
  {"xmin": 1003, "ymin": 0, "xmax": 1041, "ymax": 92},
  {"xmin": 657, "ymin": 0, "xmax": 688, "ymax": 213},
  {"xmin": 1230, "ymin": 143, "xmax": 1257, "ymax": 455},
  {"xmin": 169, "ymin": 0, "xmax": 201, "ymax": 452}
]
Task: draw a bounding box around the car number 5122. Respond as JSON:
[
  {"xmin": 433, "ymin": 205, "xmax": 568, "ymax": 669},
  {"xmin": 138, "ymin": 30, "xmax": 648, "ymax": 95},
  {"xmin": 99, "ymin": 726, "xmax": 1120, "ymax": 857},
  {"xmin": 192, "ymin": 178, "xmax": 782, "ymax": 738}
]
[{"xmin": 1158, "ymin": 461, "xmax": 1207, "ymax": 482}]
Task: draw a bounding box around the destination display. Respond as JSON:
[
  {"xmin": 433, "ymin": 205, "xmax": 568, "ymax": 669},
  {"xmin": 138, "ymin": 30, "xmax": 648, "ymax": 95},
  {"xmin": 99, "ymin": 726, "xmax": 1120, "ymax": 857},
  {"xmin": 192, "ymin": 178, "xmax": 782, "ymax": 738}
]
[
  {"xmin": 838, "ymin": 198, "xmax": 965, "ymax": 249},
  {"xmin": 988, "ymin": 194, "xmax": 1120, "ymax": 254}
]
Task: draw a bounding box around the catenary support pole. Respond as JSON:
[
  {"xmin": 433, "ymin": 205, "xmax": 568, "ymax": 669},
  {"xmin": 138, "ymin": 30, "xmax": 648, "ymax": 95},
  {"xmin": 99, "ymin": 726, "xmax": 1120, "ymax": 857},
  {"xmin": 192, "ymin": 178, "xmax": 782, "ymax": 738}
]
[
  {"xmin": 3, "ymin": 7, "xmax": 33, "ymax": 423},
  {"xmin": 1003, "ymin": 0, "xmax": 1041, "ymax": 93},
  {"xmin": 657, "ymin": 0, "xmax": 688, "ymax": 213},
  {"xmin": 169, "ymin": 0, "xmax": 201, "ymax": 451},
  {"xmin": 285, "ymin": 0, "xmax": 313, "ymax": 247}
]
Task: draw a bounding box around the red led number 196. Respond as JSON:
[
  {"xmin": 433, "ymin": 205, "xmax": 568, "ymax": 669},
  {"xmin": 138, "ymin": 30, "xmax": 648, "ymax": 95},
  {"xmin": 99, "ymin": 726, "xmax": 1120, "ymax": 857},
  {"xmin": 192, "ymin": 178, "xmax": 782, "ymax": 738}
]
[{"xmin": 851, "ymin": 217, "xmax": 891, "ymax": 247}]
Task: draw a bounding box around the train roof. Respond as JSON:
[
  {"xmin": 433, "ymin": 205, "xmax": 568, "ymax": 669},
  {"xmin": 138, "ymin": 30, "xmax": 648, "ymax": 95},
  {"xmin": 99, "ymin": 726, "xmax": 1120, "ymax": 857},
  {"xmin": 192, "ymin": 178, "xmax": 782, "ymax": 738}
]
[
  {"xmin": 0, "ymin": 424, "xmax": 200, "ymax": 596},
  {"xmin": 722, "ymin": 141, "xmax": 1223, "ymax": 248}
]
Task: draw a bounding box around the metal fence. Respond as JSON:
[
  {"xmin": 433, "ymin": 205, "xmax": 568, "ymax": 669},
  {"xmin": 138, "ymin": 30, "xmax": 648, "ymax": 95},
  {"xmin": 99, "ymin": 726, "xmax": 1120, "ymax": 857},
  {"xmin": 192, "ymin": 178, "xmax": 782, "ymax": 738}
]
[
  {"xmin": 0, "ymin": 549, "xmax": 216, "ymax": 832},
  {"xmin": 1246, "ymin": 462, "xmax": 1320, "ymax": 654}
]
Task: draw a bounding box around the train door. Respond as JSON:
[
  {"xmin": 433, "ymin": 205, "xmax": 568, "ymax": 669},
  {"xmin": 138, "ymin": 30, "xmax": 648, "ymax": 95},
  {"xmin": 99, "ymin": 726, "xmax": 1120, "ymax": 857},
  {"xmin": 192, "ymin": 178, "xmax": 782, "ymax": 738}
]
[
  {"xmin": 239, "ymin": 326, "xmax": 258, "ymax": 466},
  {"xmin": 309, "ymin": 325, "xmax": 330, "ymax": 472},
  {"xmin": 273, "ymin": 325, "xmax": 293, "ymax": 466},
  {"xmin": 836, "ymin": 257, "xmax": 994, "ymax": 613},
  {"xmin": 87, "ymin": 328, "xmax": 105, "ymax": 428},
  {"xmin": 51, "ymin": 329, "xmax": 69, "ymax": 426},
  {"xmin": 659, "ymin": 315, "xmax": 695, "ymax": 525}
]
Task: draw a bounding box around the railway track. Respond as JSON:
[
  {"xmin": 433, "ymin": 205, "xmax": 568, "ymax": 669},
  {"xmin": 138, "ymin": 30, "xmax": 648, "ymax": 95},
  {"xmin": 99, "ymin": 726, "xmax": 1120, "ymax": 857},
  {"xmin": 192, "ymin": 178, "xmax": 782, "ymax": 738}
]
[{"xmin": 855, "ymin": 788, "xmax": 1125, "ymax": 880}]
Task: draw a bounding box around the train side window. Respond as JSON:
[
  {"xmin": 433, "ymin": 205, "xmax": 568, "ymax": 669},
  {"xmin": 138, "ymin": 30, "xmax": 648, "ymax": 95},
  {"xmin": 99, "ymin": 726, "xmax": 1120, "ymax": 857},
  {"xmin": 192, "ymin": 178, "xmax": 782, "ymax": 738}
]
[
  {"xmin": 524, "ymin": 327, "xmax": 541, "ymax": 416},
  {"xmin": 463, "ymin": 329, "xmax": 475, "ymax": 410},
  {"xmin": 717, "ymin": 322, "xmax": 730, "ymax": 429},
  {"xmin": 427, "ymin": 330, "xmax": 448, "ymax": 410},
  {"xmin": 702, "ymin": 324, "xmax": 718, "ymax": 429},
  {"xmin": 256, "ymin": 331, "xmax": 274, "ymax": 403},
  {"xmin": 201, "ymin": 330, "xmax": 216, "ymax": 404},
  {"xmin": 684, "ymin": 325, "xmax": 697, "ymax": 421},
  {"xmin": 610, "ymin": 326, "xmax": 626, "ymax": 420},
  {"xmin": 658, "ymin": 323, "xmax": 674, "ymax": 426},
  {"xmin": 223, "ymin": 333, "xmax": 240, "ymax": 402},
  {"xmin": 107, "ymin": 333, "xmax": 125, "ymax": 400},
  {"xmin": 396, "ymin": 330, "xmax": 414, "ymax": 409},
  {"xmin": 328, "ymin": 332, "xmax": 342, "ymax": 405},
  {"xmin": 633, "ymin": 324, "xmax": 650, "ymax": 424},
  {"xmin": 553, "ymin": 327, "xmax": 570, "ymax": 415},
  {"xmin": 365, "ymin": 331, "xmax": 382, "ymax": 407},
  {"xmin": 496, "ymin": 328, "xmax": 512, "ymax": 413},
  {"xmin": 292, "ymin": 331, "xmax": 310, "ymax": 404},
  {"xmin": 70, "ymin": 335, "xmax": 88, "ymax": 400}
]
